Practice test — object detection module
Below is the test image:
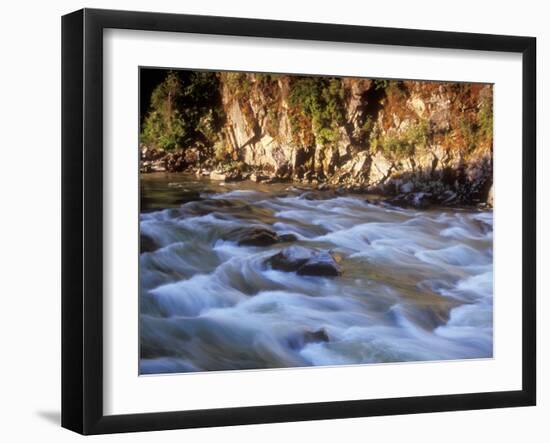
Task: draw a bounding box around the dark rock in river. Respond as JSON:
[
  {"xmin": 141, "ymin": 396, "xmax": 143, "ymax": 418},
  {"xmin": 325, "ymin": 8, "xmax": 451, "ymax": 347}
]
[
  {"xmin": 266, "ymin": 245, "xmax": 312, "ymax": 271},
  {"xmin": 225, "ymin": 227, "xmax": 280, "ymax": 246},
  {"xmin": 287, "ymin": 328, "xmax": 330, "ymax": 350},
  {"xmin": 140, "ymin": 233, "xmax": 159, "ymax": 253},
  {"xmin": 297, "ymin": 251, "xmax": 342, "ymax": 277},
  {"xmin": 265, "ymin": 246, "xmax": 342, "ymax": 277},
  {"xmin": 303, "ymin": 328, "xmax": 329, "ymax": 344},
  {"xmin": 238, "ymin": 228, "xmax": 279, "ymax": 246},
  {"xmin": 473, "ymin": 219, "xmax": 492, "ymax": 235}
]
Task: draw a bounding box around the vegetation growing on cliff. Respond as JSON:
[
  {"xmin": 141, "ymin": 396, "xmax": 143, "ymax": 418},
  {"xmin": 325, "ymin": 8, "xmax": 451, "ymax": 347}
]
[
  {"xmin": 365, "ymin": 80, "xmax": 493, "ymax": 163},
  {"xmin": 370, "ymin": 119, "xmax": 429, "ymax": 160},
  {"xmin": 287, "ymin": 77, "xmax": 346, "ymax": 147}
]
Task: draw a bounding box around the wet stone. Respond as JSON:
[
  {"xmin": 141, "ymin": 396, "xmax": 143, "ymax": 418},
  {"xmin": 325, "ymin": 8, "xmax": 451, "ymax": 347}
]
[
  {"xmin": 297, "ymin": 251, "xmax": 342, "ymax": 277},
  {"xmin": 287, "ymin": 328, "xmax": 330, "ymax": 350},
  {"xmin": 265, "ymin": 246, "xmax": 342, "ymax": 277},
  {"xmin": 222, "ymin": 227, "xmax": 279, "ymax": 246},
  {"xmin": 303, "ymin": 328, "xmax": 329, "ymax": 344}
]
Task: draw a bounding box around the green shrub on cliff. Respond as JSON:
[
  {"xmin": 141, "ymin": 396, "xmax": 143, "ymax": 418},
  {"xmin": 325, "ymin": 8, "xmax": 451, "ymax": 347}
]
[
  {"xmin": 477, "ymin": 97, "xmax": 493, "ymax": 144},
  {"xmin": 375, "ymin": 132, "xmax": 415, "ymax": 159},
  {"xmin": 288, "ymin": 77, "xmax": 346, "ymax": 147},
  {"xmin": 457, "ymin": 112, "xmax": 492, "ymax": 155},
  {"xmin": 371, "ymin": 119, "xmax": 429, "ymax": 160},
  {"xmin": 141, "ymin": 71, "xmax": 223, "ymax": 151}
]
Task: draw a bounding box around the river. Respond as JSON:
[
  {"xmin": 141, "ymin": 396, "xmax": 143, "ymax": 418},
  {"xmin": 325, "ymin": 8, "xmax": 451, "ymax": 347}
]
[{"xmin": 139, "ymin": 173, "xmax": 493, "ymax": 374}]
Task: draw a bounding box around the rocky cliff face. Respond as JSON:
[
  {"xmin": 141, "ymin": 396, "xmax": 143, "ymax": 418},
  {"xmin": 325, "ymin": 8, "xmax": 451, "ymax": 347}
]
[
  {"xmin": 140, "ymin": 71, "xmax": 493, "ymax": 206},
  {"xmin": 215, "ymin": 73, "xmax": 492, "ymax": 204}
]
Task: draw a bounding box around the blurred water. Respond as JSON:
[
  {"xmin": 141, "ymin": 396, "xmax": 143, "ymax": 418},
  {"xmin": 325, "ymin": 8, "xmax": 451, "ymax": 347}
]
[{"xmin": 139, "ymin": 173, "xmax": 493, "ymax": 374}]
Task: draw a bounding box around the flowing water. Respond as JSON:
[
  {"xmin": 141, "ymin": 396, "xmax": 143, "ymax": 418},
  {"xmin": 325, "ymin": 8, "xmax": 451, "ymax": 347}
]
[{"xmin": 139, "ymin": 173, "xmax": 493, "ymax": 374}]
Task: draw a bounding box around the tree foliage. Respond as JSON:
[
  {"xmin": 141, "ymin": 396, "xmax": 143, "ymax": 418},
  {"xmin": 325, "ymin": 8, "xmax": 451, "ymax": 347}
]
[{"xmin": 141, "ymin": 71, "xmax": 223, "ymax": 151}]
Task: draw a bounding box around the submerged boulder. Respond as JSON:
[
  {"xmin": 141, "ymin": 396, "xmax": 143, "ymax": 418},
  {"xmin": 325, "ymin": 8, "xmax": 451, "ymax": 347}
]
[
  {"xmin": 265, "ymin": 246, "xmax": 342, "ymax": 277},
  {"xmin": 223, "ymin": 227, "xmax": 279, "ymax": 246},
  {"xmin": 140, "ymin": 233, "xmax": 159, "ymax": 253},
  {"xmin": 303, "ymin": 328, "xmax": 329, "ymax": 344},
  {"xmin": 287, "ymin": 328, "xmax": 330, "ymax": 350},
  {"xmin": 234, "ymin": 227, "xmax": 279, "ymax": 246}
]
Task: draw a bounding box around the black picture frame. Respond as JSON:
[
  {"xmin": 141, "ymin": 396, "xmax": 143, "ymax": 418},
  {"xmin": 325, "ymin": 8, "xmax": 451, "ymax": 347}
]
[{"xmin": 62, "ymin": 8, "xmax": 537, "ymax": 435}]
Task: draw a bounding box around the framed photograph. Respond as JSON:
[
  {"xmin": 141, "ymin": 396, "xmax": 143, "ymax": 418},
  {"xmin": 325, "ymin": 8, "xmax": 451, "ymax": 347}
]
[{"xmin": 62, "ymin": 8, "xmax": 536, "ymax": 435}]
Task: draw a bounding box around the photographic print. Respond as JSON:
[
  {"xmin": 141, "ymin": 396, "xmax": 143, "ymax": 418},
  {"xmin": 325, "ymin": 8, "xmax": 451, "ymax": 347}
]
[{"xmin": 139, "ymin": 68, "xmax": 493, "ymax": 375}]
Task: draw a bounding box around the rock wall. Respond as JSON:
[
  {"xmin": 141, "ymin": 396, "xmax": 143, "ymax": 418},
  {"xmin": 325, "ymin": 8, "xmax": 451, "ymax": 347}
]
[{"xmin": 215, "ymin": 73, "xmax": 493, "ymax": 204}]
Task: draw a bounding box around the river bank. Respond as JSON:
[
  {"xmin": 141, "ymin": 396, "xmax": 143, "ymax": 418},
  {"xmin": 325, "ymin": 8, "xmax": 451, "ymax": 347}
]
[{"xmin": 140, "ymin": 156, "xmax": 493, "ymax": 210}]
